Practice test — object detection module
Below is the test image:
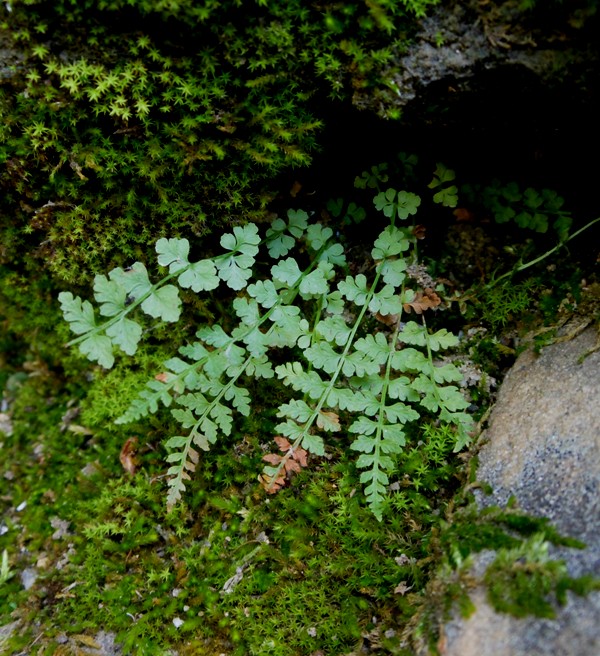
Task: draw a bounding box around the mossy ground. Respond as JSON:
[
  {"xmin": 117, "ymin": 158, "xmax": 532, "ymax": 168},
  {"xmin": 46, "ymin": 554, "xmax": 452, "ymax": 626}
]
[
  {"xmin": 1, "ymin": 1, "xmax": 599, "ymax": 653},
  {"xmin": 2, "ymin": 175, "xmax": 598, "ymax": 654}
]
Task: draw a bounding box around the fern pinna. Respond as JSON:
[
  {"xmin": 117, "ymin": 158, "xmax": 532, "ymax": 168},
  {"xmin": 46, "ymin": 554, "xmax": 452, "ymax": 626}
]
[{"xmin": 60, "ymin": 191, "xmax": 473, "ymax": 519}]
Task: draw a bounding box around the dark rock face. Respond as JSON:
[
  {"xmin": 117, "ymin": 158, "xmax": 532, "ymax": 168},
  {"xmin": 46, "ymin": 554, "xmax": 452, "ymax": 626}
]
[
  {"xmin": 356, "ymin": 0, "xmax": 600, "ymax": 114},
  {"xmin": 442, "ymin": 327, "xmax": 600, "ymax": 656},
  {"xmin": 328, "ymin": 1, "xmax": 599, "ymax": 214},
  {"xmin": 0, "ymin": 28, "xmax": 23, "ymax": 80}
]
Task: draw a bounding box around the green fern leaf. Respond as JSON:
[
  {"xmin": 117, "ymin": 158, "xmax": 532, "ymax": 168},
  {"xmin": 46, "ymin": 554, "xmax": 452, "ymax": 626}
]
[
  {"xmin": 247, "ymin": 279, "xmax": 279, "ymax": 308},
  {"xmin": 299, "ymin": 265, "xmax": 332, "ymax": 297},
  {"xmin": 369, "ymin": 284, "xmax": 403, "ymax": 315},
  {"xmin": 319, "ymin": 241, "xmax": 346, "ymax": 265},
  {"xmin": 275, "ymin": 362, "xmax": 327, "ymax": 399},
  {"xmin": 371, "ymin": 225, "xmax": 410, "ymax": 259},
  {"xmin": 109, "ymin": 262, "xmax": 153, "ymax": 300},
  {"xmin": 178, "ymin": 260, "xmax": 220, "ymax": 292},
  {"xmin": 156, "ymin": 237, "xmax": 190, "ymax": 272},
  {"xmin": 220, "ymin": 223, "xmax": 261, "ymax": 255},
  {"xmin": 268, "ymin": 305, "xmax": 309, "ymax": 347},
  {"xmin": 215, "ymin": 254, "xmax": 254, "ymax": 290},
  {"xmin": 78, "ymin": 333, "xmax": 115, "ymax": 369},
  {"xmin": 315, "ymin": 315, "xmax": 352, "ymax": 346},
  {"xmin": 391, "ymin": 347, "xmax": 429, "ymax": 373},
  {"xmin": 338, "ymin": 274, "xmax": 370, "ymax": 306},
  {"xmin": 384, "ymin": 402, "xmax": 419, "ymax": 423},
  {"xmin": 306, "ymin": 224, "xmax": 333, "ymax": 251},
  {"xmin": 266, "ymin": 218, "xmax": 295, "ymax": 259},
  {"xmin": 141, "ymin": 284, "xmax": 181, "ymax": 321},
  {"xmin": 278, "ymin": 399, "xmax": 313, "ymax": 423},
  {"xmin": 115, "ymin": 378, "xmax": 175, "ymax": 424},
  {"xmin": 59, "ymin": 291, "xmax": 97, "ymax": 335},
  {"xmin": 93, "ymin": 275, "xmax": 127, "ymax": 317},
  {"xmin": 379, "ymin": 258, "xmax": 407, "ymax": 286},
  {"xmin": 286, "ymin": 209, "xmax": 309, "ymax": 237},
  {"xmin": 105, "ymin": 316, "xmax": 142, "ymax": 355},
  {"xmin": 271, "ymin": 258, "xmax": 303, "ymax": 287},
  {"xmin": 245, "ymin": 354, "xmax": 274, "ymax": 379},
  {"xmin": 305, "ymin": 342, "xmax": 341, "ymax": 374},
  {"xmin": 233, "ymin": 297, "xmax": 260, "ymax": 326},
  {"xmin": 431, "ymin": 363, "xmax": 464, "ymax": 384}
]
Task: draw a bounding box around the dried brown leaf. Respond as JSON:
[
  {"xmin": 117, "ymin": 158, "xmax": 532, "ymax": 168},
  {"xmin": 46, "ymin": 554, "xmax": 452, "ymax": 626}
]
[
  {"xmin": 374, "ymin": 311, "xmax": 400, "ymax": 327},
  {"xmin": 119, "ymin": 437, "xmax": 138, "ymax": 476},
  {"xmin": 293, "ymin": 447, "xmax": 308, "ymax": 468},
  {"xmin": 394, "ymin": 581, "xmax": 413, "ymax": 596},
  {"xmin": 453, "ymin": 207, "xmax": 475, "ymax": 222},
  {"xmin": 284, "ymin": 459, "xmax": 301, "ymax": 474},
  {"xmin": 258, "ymin": 473, "xmax": 285, "ymax": 494},
  {"xmin": 290, "ymin": 180, "xmax": 302, "ymax": 198},
  {"xmin": 412, "ymin": 224, "xmax": 427, "ymax": 240},
  {"xmin": 274, "ymin": 436, "xmax": 292, "ymax": 451},
  {"xmin": 316, "ymin": 410, "xmax": 341, "ymax": 431},
  {"xmin": 73, "ymin": 634, "xmax": 101, "ymax": 649},
  {"xmin": 262, "ymin": 453, "xmax": 283, "ymax": 465},
  {"xmin": 403, "ymin": 288, "xmax": 441, "ymax": 314}
]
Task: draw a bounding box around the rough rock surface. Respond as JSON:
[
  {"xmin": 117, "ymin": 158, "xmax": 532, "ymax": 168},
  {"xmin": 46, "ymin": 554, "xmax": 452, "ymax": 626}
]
[
  {"xmin": 443, "ymin": 326, "xmax": 600, "ymax": 656},
  {"xmin": 354, "ymin": 0, "xmax": 600, "ymax": 116}
]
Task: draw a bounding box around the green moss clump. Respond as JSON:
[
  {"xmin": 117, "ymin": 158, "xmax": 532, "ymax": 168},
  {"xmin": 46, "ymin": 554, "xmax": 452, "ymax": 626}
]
[{"xmin": 0, "ymin": 0, "xmax": 436, "ymax": 285}]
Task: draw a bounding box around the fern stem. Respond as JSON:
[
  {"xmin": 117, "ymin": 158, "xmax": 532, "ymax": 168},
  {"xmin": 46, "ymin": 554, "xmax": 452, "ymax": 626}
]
[
  {"xmin": 66, "ymin": 237, "xmax": 264, "ymax": 348},
  {"xmin": 268, "ymin": 267, "xmax": 385, "ymax": 486},
  {"xmin": 484, "ymin": 216, "xmax": 600, "ymax": 291},
  {"xmin": 65, "ymin": 266, "xmax": 183, "ymax": 348}
]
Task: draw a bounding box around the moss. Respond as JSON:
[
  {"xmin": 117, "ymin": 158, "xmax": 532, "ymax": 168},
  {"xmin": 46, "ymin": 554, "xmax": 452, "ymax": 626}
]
[
  {"xmin": 0, "ymin": 0, "xmax": 435, "ymax": 287},
  {"xmin": 1, "ymin": 338, "xmax": 597, "ymax": 655},
  {"xmin": 1, "ymin": 4, "xmax": 598, "ymax": 643}
]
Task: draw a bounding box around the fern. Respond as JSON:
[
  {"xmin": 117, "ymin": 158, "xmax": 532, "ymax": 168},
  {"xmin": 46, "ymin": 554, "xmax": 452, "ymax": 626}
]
[{"xmin": 61, "ymin": 190, "xmax": 474, "ymax": 518}]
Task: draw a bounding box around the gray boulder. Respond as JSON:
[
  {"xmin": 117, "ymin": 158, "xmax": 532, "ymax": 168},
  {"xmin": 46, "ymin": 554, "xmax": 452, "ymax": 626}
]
[{"xmin": 443, "ymin": 326, "xmax": 600, "ymax": 656}]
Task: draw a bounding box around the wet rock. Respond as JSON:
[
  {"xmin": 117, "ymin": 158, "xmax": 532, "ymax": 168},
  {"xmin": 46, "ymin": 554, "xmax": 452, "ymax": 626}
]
[{"xmin": 443, "ymin": 327, "xmax": 600, "ymax": 656}]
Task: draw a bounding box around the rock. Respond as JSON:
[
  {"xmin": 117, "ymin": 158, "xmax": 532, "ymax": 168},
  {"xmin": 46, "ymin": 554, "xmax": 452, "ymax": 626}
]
[
  {"xmin": 76, "ymin": 631, "xmax": 122, "ymax": 655},
  {"xmin": 0, "ymin": 27, "xmax": 24, "ymax": 80},
  {"xmin": 0, "ymin": 621, "xmax": 19, "ymax": 650},
  {"xmin": 354, "ymin": 0, "xmax": 600, "ymax": 116},
  {"xmin": 20, "ymin": 567, "xmax": 37, "ymax": 590},
  {"xmin": 443, "ymin": 327, "xmax": 600, "ymax": 656},
  {"xmin": 0, "ymin": 412, "xmax": 12, "ymax": 437}
]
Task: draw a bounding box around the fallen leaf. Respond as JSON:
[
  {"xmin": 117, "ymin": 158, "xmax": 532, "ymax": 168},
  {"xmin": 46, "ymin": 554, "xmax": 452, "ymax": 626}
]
[
  {"xmin": 394, "ymin": 581, "xmax": 413, "ymax": 595},
  {"xmin": 119, "ymin": 437, "xmax": 138, "ymax": 476},
  {"xmin": 284, "ymin": 459, "xmax": 301, "ymax": 474},
  {"xmin": 403, "ymin": 288, "xmax": 441, "ymax": 314},
  {"xmin": 290, "ymin": 180, "xmax": 302, "ymax": 198},
  {"xmin": 155, "ymin": 372, "xmax": 170, "ymax": 383},
  {"xmin": 258, "ymin": 472, "xmax": 285, "ymax": 494},
  {"xmin": 412, "ymin": 224, "xmax": 427, "ymax": 239},
  {"xmin": 260, "ymin": 440, "xmax": 309, "ymax": 494},
  {"xmin": 453, "ymin": 207, "xmax": 475, "ymax": 222},
  {"xmin": 374, "ymin": 311, "xmax": 400, "ymax": 327},
  {"xmin": 293, "ymin": 447, "xmax": 308, "ymax": 468},
  {"xmin": 67, "ymin": 424, "xmax": 94, "ymax": 436}
]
